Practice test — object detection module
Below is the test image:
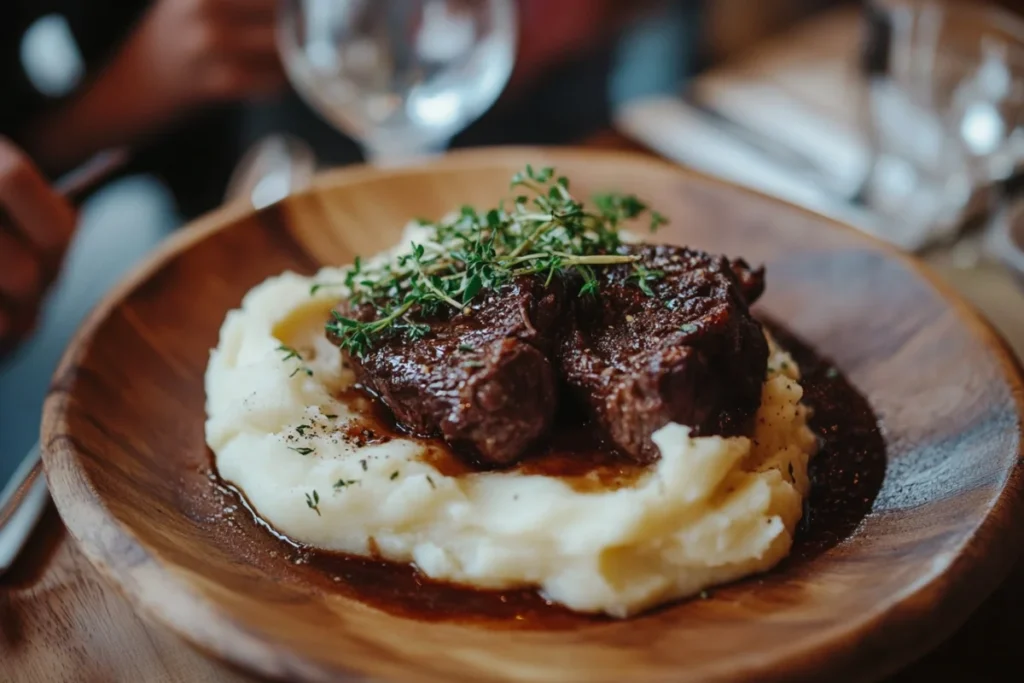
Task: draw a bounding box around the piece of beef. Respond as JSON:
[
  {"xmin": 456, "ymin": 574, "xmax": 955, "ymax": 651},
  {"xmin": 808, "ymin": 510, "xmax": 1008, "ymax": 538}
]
[
  {"xmin": 330, "ymin": 276, "xmax": 564, "ymax": 466},
  {"xmin": 730, "ymin": 258, "xmax": 766, "ymax": 304},
  {"xmin": 557, "ymin": 244, "xmax": 769, "ymax": 463}
]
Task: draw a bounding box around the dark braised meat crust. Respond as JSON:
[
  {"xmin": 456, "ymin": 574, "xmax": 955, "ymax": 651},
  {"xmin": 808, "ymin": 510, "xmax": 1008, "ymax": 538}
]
[
  {"xmin": 330, "ymin": 276, "xmax": 564, "ymax": 466},
  {"xmin": 556, "ymin": 244, "xmax": 768, "ymax": 463},
  {"xmin": 329, "ymin": 243, "xmax": 768, "ymax": 468}
]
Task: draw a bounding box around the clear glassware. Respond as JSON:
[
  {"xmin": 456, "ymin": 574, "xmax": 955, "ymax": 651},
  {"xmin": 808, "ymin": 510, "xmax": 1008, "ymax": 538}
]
[
  {"xmin": 988, "ymin": 171, "xmax": 1024, "ymax": 291},
  {"xmin": 858, "ymin": 0, "xmax": 1024, "ymax": 246},
  {"xmin": 278, "ymin": 0, "xmax": 517, "ymax": 166}
]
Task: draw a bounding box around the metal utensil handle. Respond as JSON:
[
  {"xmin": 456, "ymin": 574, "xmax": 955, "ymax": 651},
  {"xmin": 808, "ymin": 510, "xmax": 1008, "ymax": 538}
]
[
  {"xmin": 0, "ymin": 445, "xmax": 48, "ymax": 576},
  {"xmin": 1, "ymin": 150, "xmax": 129, "ymax": 572},
  {"xmin": 53, "ymin": 148, "xmax": 130, "ymax": 202},
  {"xmin": 0, "ymin": 457, "xmax": 41, "ymax": 530}
]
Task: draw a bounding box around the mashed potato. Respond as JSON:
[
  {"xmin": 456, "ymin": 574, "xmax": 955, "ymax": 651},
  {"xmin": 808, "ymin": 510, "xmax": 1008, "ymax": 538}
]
[{"xmin": 205, "ymin": 228, "xmax": 817, "ymax": 618}]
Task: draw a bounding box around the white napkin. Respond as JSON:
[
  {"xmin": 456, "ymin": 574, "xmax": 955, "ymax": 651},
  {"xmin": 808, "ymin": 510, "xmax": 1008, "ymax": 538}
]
[
  {"xmin": 613, "ymin": 90, "xmax": 980, "ymax": 253},
  {"xmin": 612, "ymin": 96, "xmax": 913, "ymax": 246}
]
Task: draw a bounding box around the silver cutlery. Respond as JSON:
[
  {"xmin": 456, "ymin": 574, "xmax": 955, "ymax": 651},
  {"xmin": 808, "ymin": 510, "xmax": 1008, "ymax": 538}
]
[{"xmin": 0, "ymin": 148, "xmax": 129, "ymax": 578}]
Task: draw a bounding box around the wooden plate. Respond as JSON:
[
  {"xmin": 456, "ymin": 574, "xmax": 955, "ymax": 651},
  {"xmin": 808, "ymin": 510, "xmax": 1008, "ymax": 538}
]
[{"xmin": 41, "ymin": 148, "xmax": 1024, "ymax": 682}]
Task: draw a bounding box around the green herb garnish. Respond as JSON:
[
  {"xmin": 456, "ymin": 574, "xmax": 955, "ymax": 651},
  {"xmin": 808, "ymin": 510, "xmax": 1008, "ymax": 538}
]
[
  {"xmin": 390, "ymin": 471, "xmax": 400, "ymax": 480},
  {"xmin": 426, "ymin": 475, "xmax": 436, "ymax": 489},
  {"xmin": 324, "ymin": 165, "xmax": 666, "ymax": 357},
  {"xmin": 278, "ymin": 344, "xmax": 313, "ymax": 378},
  {"xmin": 333, "ymin": 479, "xmax": 358, "ymax": 490},
  {"xmin": 630, "ymin": 263, "xmax": 665, "ymax": 297},
  {"xmin": 289, "ymin": 446, "xmax": 315, "ymax": 456},
  {"xmin": 680, "ymin": 323, "xmax": 698, "ymax": 334},
  {"xmin": 277, "ymin": 344, "xmax": 301, "ymax": 361},
  {"xmin": 305, "ymin": 490, "xmax": 321, "ymax": 515},
  {"xmin": 296, "ymin": 424, "xmax": 312, "ymax": 436}
]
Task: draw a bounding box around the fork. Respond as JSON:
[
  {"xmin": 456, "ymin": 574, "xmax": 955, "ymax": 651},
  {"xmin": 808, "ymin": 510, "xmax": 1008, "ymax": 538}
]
[{"xmin": 0, "ymin": 148, "xmax": 128, "ymax": 577}]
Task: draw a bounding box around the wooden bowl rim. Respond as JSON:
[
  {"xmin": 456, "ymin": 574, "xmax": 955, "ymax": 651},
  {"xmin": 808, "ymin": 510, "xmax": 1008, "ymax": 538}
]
[{"xmin": 40, "ymin": 146, "xmax": 1024, "ymax": 682}]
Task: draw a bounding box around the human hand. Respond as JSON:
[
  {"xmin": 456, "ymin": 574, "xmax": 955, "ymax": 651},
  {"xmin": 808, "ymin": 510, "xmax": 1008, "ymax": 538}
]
[
  {"xmin": 0, "ymin": 139, "xmax": 77, "ymax": 355},
  {"xmin": 113, "ymin": 0, "xmax": 284, "ymax": 113},
  {"xmin": 20, "ymin": 0, "xmax": 286, "ymax": 172}
]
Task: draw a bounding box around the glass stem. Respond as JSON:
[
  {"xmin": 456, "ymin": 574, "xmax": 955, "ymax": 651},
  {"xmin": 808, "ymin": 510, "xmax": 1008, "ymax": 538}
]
[{"xmin": 360, "ymin": 138, "xmax": 451, "ymax": 167}]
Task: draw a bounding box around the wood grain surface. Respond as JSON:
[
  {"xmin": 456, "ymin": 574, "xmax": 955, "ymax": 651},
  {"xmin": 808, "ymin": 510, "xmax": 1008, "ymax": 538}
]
[{"xmin": 28, "ymin": 148, "xmax": 1024, "ymax": 682}]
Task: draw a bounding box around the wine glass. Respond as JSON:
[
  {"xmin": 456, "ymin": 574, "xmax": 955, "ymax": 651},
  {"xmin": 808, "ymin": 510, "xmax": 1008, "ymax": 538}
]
[
  {"xmin": 277, "ymin": 0, "xmax": 517, "ymax": 166},
  {"xmin": 857, "ymin": 0, "xmax": 1024, "ymax": 247}
]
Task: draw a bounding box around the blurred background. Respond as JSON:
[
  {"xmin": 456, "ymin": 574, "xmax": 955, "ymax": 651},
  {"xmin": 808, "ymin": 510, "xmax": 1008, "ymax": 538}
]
[{"xmin": 3, "ymin": 0, "xmax": 1024, "ymax": 484}]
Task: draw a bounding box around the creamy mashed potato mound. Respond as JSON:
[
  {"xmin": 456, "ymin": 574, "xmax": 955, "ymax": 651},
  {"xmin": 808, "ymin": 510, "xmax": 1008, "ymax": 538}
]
[{"xmin": 205, "ymin": 226, "xmax": 818, "ymax": 618}]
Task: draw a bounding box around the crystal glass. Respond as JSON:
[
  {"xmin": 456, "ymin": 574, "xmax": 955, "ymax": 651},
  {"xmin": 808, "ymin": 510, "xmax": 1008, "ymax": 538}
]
[
  {"xmin": 988, "ymin": 170, "xmax": 1024, "ymax": 290},
  {"xmin": 278, "ymin": 0, "xmax": 517, "ymax": 165},
  {"xmin": 859, "ymin": 0, "xmax": 1024, "ymax": 245}
]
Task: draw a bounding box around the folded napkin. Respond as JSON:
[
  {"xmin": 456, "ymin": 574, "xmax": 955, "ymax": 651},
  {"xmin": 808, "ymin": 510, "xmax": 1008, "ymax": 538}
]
[{"xmin": 612, "ymin": 95, "xmax": 914, "ymax": 246}]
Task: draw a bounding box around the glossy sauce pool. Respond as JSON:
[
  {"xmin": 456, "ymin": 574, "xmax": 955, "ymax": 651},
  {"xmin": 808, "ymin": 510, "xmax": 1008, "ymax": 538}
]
[
  {"xmin": 198, "ymin": 323, "xmax": 886, "ymax": 628},
  {"xmin": 333, "ymin": 382, "xmax": 648, "ymax": 492}
]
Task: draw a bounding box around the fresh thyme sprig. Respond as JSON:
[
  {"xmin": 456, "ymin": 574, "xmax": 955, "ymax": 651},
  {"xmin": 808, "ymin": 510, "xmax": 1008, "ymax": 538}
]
[
  {"xmin": 305, "ymin": 490, "xmax": 320, "ymax": 516},
  {"xmin": 322, "ymin": 165, "xmax": 668, "ymax": 358},
  {"xmin": 277, "ymin": 344, "xmax": 313, "ymax": 378}
]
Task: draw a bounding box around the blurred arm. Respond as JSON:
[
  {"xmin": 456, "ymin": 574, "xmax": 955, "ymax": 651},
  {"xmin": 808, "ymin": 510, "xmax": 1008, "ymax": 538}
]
[{"xmin": 17, "ymin": 0, "xmax": 281, "ymax": 174}]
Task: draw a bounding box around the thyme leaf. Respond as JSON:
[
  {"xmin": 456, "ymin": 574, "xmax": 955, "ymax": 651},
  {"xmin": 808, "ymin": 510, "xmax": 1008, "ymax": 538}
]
[
  {"xmin": 278, "ymin": 344, "xmax": 313, "ymax": 378},
  {"xmin": 305, "ymin": 490, "xmax": 321, "ymax": 515},
  {"xmin": 324, "ymin": 166, "xmax": 667, "ymax": 358},
  {"xmin": 277, "ymin": 344, "xmax": 301, "ymax": 362}
]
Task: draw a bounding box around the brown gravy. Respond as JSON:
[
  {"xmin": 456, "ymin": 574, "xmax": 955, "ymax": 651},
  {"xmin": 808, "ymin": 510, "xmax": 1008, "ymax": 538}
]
[
  {"xmin": 416, "ymin": 433, "xmax": 645, "ymax": 492},
  {"xmin": 206, "ymin": 321, "xmax": 885, "ymax": 627},
  {"xmin": 336, "ymin": 385, "xmax": 646, "ymax": 491}
]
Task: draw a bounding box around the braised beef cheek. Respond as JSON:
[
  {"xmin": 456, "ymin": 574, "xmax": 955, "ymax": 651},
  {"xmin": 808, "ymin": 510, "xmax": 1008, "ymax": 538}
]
[
  {"xmin": 330, "ymin": 276, "xmax": 565, "ymax": 466},
  {"xmin": 556, "ymin": 245, "xmax": 768, "ymax": 463},
  {"xmin": 331, "ymin": 244, "xmax": 768, "ymax": 467}
]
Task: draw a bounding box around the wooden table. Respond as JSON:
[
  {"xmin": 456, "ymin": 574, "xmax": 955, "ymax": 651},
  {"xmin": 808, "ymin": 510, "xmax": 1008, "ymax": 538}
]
[
  {"xmin": 1, "ymin": 131, "xmax": 1021, "ymax": 683},
  {"xmin": 8, "ymin": 4, "xmax": 1024, "ymax": 673}
]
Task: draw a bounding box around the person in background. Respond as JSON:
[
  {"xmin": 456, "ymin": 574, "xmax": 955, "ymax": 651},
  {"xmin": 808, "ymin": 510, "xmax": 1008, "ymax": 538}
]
[
  {"xmin": 2, "ymin": 0, "xmax": 284, "ymax": 217},
  {"xmin": 0, "ymin": 0, "xmax": 697, "ymax": 487},
  {"xmin": 0, "ymin": 141, "xmax": 77, "ymax": 358},
  {"xmin": 0, "ymin": 0, "xmax": 288, "ymax": 485},
  {"xmin": 5, "ymin": 0, "xmax": 688, "ymax": 216},
  {"xmin": 245, "ymin": 0, "xmax": 694, "ymax": 166},
  {"xmin": 0, "ymin": 136, "xmax": 81, "ymax": 486}
]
